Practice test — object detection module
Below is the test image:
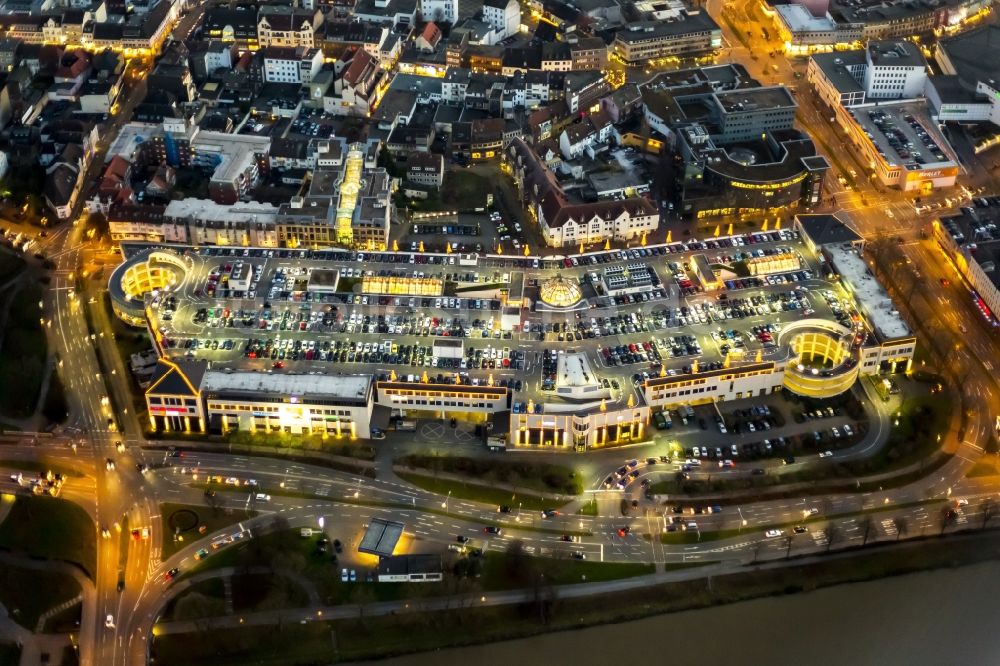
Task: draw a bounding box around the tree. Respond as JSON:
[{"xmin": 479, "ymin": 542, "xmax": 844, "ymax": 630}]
[
  {"xmin": 892, "ymin": 516, "xmax": 908, "ymax": 541},
  {"xmin": 939, "ymin": 508, "xmax": 957, "ymax": 535},
  {"xmin": 823, "ymin": 523, "xmax": 840, "ymax": 552},
  {"xmin": 859, "ymin": 515, "xmax": 875, "ymax": 546},
  {"xmin": 981, "ymin": 499, "xmax": 997, "ymax": 530}
]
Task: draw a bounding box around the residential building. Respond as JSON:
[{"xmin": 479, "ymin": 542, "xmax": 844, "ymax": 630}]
[
  {"xmin": 406, "ymin": 151, "xmax": 444, "ymax": 188},
  {"xmin": 257, "ymin": 7, "xmax": 324, "ymax": 48},
  {"xmin": 262, "ymin": 46, "xmax": 324, "ymax": 84},
  {"xmin": 482, "ymin": 0, "xmax": 520, "ymax": 41},
  {"xmin": 612, "ymin": 12, "xmax": 721, "ymax": 65}
]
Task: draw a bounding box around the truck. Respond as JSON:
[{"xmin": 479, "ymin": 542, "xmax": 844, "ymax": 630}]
[
  {"xmin": 487, "ymin": 435, "xmax": 507, "ymax": 452},
  {"xmin": 395, "ymin": 420, "xmax": 417, "ymax": 432}
]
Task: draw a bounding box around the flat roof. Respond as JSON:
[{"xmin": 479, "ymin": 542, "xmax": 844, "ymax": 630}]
[
  {"xmin": 359, "ymin": 518, "xmax": 404, "ymax": 557},
  {"xmin": 715, "ymin": 86, "xmax": 796, "ymax": 113},
  {"xmin": 796, "ymin": 213, "xmax": 862, "ymax": 246},
  {"xmin": 775, "ymin": 4, "xmax": 838, "ymax": 32},
  {"xmin": 938, "ymin": 24, "xmax": 1000, "ymax": 87},
  {"xmin": 867, "ymin": 40, "xmax": 926, "ymax": 69},
  {"xmin": 848, "ymin": 102, "xmax": 957, "ymax": 170},
  {"xmin": 825, "ymin": 244, "xmax": 911, "ymax": 340},
  {"xmin": 164, "ymin": 199, "xmax": 279, "ymax": 224},
  {"xmin": 556, "ymin": 352, "xmax": 598, "ymax": 388},
  {"xmin": 202, "ymin": 371, "xmax": 372, "ymax": 403},
  {"xmin": 811, "ymin": 51, "xmax": 866, "ymax": 95}
]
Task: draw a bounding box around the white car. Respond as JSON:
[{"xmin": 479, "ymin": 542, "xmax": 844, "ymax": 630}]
[
  {"xmin": 818, "ymin": 450, "xmax": 833, "ymax": 458},
  {"xmin": 105, "ymin": 614, "xmax": 115, "ymax": 628},
  {"xmin": 764, "ymin": 529, "xmax": 783, "ymax": 538}
]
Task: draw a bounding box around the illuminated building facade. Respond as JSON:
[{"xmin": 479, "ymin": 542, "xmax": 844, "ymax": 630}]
[{"xmin": 145, "ymin": 360, "xmax": 374, "ymax": 437}]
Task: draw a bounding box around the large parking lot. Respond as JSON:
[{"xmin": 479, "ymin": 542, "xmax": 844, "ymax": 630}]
[{"xmin": 146, "ymin": 227, "xmax": 867, "ymax": 419}]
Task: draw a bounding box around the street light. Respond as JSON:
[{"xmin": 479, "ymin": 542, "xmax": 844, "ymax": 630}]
[{"xmin": 442, "ymin": 490, "xmax": 451, "ymax": 512}]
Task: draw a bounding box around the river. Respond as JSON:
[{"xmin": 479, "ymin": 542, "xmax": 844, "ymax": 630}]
[{"xmin": 375, "ymin": 560, "xmax": 1000, "ymax": 666}]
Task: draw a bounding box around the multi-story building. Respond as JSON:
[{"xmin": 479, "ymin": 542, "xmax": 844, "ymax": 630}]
[
  {"xmin": 145, "ymin": 360, "xmax": 374, "ymax": 438},
  {"xmin": 507, "ymin": 137, "xmax": 659, "ymax": 247},
  {"xmin": 420, "ymin": 0, "xmax": 459, "ymax": 24},
  {"xmin": 924, "ymin": 26, "xmax": 1000, "ymax": 130},
  {"xmin": 262, "ymin": 46, "xmax": 324, "ymax": 84},
  {"xmin": 612, "ymin": 11, "xmax": 721, "ymax": 65},
  {"xmin": 934, "ymin": 206, "xmax": 1000, "ymax": 322},
  {"xmin": 204, "ymin": 6, "xmax": 260, "ymax": 51},
  {"xmin": 405, "ymin": 152, "xmax": 444, "ymax": 188},
  {"xmin": 482, "ymin": 0, "xmax": 520, "ymax": 41},
  {"xmin": 257, "ymin": 7, "xmax": 324, "ymax": 48}
]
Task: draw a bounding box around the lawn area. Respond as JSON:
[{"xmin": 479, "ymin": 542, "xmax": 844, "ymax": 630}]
[
  {"xmin": 159, "ymin": 502, "xmax": 257, "ymax": 559},
  {"xmin": 162, "ymin": 578, "xmax": 227, "ymax": 622},
  {"xmin": 179, "ymin": 525, "xmax": 421, "ymax": 606},
  {"xmin": 967, "ymin": 459, "xmax": 1000, "ymax": 479},
  {"xmin": 0, "ymin": 564, "xmax": 80, "ymax": 630},
  {"xmin": 0, "ymin": 281, "xmax": 48, "ymax": 418},
  {"xmin": 396, "ymin": 454, "xmax": 582, "ymax": 496},
  {"xmin": 0, "ymin": 495, "xmax": 95, "ymax": 577},
  {"xmin": 232, "ymin": 572, "xmax": 310, "ymax": 612},
  {"xmin": 0, "ymin": 249, "xmax": 24, "ymax": 285},
  {"xmin": 578, "ymin": 499, "xmax": 598, "ymax": 516},
  {"xmin": 480, "ymin": 550, "xmax": 653, "ymax": 590},
  {"xmin": 396, "ymin": 472, "xmax": 567, "ymax": 512},
  {"xmin": 151, "ymin": 621, "xmax": 343, "ymax": 666},
  {"xmin": 224, "ymin": 431, "xmax": 377, "ymax": 459},
  {"xmin": 406, "ymin": 170, "xmax": 493, "ymax": 213}
]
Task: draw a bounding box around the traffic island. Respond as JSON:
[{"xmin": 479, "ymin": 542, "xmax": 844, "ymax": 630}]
[{"xmin": 160, "ymin": 502, "xmax": 257, "ymax": 559}]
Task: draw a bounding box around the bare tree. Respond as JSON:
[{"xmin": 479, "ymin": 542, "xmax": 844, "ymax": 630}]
[
  {"xmin": 892, "ymin": 516, "xmax": 908, "ymax": 541},
  {"xmin": 939, "ymin": 508, "xmax": 957, "ymax": 535},
  {"xmin": 823, "ymin": 523, "xmax": 840, "ymax": 552},
  {"xmin": 859, "ymin": 515, "xmax": 875, "ymax": 546},
  {"xmin": 981, "ymin": 499, "xmax": 997, "ymax": 530}
]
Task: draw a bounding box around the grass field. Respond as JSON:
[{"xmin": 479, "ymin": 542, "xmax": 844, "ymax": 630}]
[
  {"xmin": 0, "ymin": 564, "xmax": 80, "ymax": 630},
  {"xmin": 480, "ymin": 552, "xmax": 653, "ymax": 590},
  {"xmin": 0, "ymin": 282, "xmax": 47, "ymax": 418},
  {"xmin": 159, "ymin": 502, "xmax": 257, "ymax": 559},
  {"xmin": 396, "ymin": 455, "xmax": 583, "ymax": 496},
  {"xmin": 0, "ymin": 495, "xmax": 95, "ymax": 576},
  {"xmin": 396, "ymin": 472, "xmax": 567, "ymax": 512}
]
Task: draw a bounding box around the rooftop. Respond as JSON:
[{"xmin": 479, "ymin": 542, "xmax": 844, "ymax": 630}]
[
  {"xmin": 937, "ymin": 24, "xmax": 1000, "ymax": 87},
  {"xmin": 359, "ymin": 518, "xmax": 404, "ymax": 557},
  {"xmin": 847, "ymin": 101, "xmax": 957, "ymax": 170},
  {"xmin": 825, "ymin": 244, "xmax": 911, "ymax": 341},
  {"xmin": 796, "ymin": 213, "xmax": 862, "ymax": 246},
  {"xmin": 867, "ymin": 40, "xmax": 926, "ymax": 69},
  {"xmin": 202, "ymin": 371, "xmax": 373, "ymax": 404},
  {"xmin": 164, "ymin": 199, "xmax": 278, "ymax": 224},
  {"xmin": 715, "ymin": 86, "xmax": 796, "ymax": 114},
  {"xmin": 811, "ymin": 50, "xmax": 866, "ymax": 95}
]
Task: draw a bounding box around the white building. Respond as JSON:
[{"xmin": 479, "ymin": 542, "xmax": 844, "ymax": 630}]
[
  {"xmin": 482, "ymin": 0, "xmax": 520, "ymax": 41},
  {"xmin": 862, "ymin": 41, "xmax": 928, "ymax": 100},
  {"xmin": 262, "ymin": 46, "xmax": 324, "ymax": 84},
  {"xmin": 420, "ymin": 0, "xmax": 458, "ymax": 24}
]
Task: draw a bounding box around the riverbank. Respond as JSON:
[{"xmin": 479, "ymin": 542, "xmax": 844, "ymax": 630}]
[{"xmin": 150, "ymin": 529, "xmax": 1000, "ymax": 664}]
